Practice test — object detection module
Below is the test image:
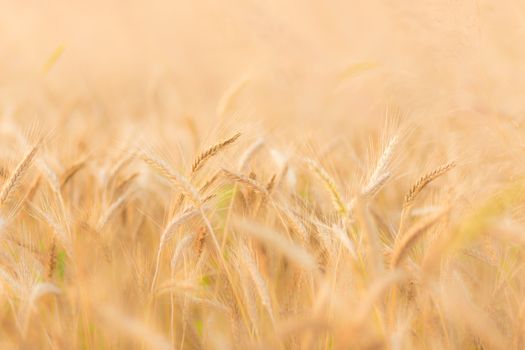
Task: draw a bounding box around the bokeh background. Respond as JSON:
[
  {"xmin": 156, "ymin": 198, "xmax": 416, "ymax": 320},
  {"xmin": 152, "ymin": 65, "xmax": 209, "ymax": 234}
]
[{"xmin": 2, "ymin": 0, "xmax": 525, "ymax": 129}]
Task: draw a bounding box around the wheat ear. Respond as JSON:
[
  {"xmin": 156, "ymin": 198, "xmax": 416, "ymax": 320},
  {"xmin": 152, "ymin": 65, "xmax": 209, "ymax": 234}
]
[
  {"xmin": 305, "ymin": 158, "xmax": 347, "ymax": 215},
  {"xmin": 221, "ymin": 169, "xmax": 268, "ymax": 196},
  {"xmin": 398, "ymin": 162, "xmax": 455, "ymax": 236},
  {"xmin": 170, "ymin": 232, "xmax": 196, "ymax": 272},
  {"xmin": 404, "ymin": 162, "xmax": 456, "ymax": 206},
  {"xmin": 97, "ymin": 190, "xmax": 134, "ymax": 231},
  {"xmin": 191, "ymin": 132, "xmax": 241, "ymax": 174},
  {"xmin": 150, "ymin": 207, "xmax": 202, "ymax": 292},
  {"xmin": 265, "ymin": 174, "xmax": 277, "ymax": 194},
  {"xmin": 390, "ymin": 206, "xmax": 449, "ymax": 268},
  {"xmin": 238, "ymin": 138, "xmax": 265, "ymax": 172},
  {"xmin": 0, "ymin": 142, "xmax": 40, "ymax": 205},
  {"xmin": 60, "ymin": 158, "xmax": 88, "ymax": 189},
  {"xmin": 141, "ymin": 153, "xmax": 201, "ymax": 205},
  {"xmin": 199, "ymin": 171, "xmax": 220, "ymax": 194},
  {"xmin": 366, "ymin": 135, "xmax": 398, "ymax": 190},
  {"xmin": 47, "ymin": 238, "xmax": 57, "ymax": 279},
  {"xmin": 240, "ymin": 244, "xmax": 276, "ymax": 326}
]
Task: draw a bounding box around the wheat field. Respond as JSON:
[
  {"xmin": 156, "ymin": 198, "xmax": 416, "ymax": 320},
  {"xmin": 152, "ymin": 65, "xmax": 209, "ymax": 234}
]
[{"xmin": 2, "ymin": 1, "xmax": 525, "ymax": 349}]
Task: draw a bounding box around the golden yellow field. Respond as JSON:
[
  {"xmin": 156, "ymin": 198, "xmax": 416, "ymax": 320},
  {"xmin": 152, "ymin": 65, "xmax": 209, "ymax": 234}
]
[{"xmin": 2, "ymin": 1, "xmax": 525, "ymax": 349}]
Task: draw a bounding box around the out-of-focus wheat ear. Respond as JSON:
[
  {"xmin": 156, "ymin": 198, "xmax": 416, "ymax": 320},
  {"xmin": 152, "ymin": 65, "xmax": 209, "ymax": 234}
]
[
  {"xmin": 170, "ymin": 232, "xmax": 196, "ymax": 273},
  {"xmin": 5, "ymin": 235, "xmax": 40, "ymax": 256},
  {"xmin": 439, "ymin": 273, "xmax": 508, "ymax": 350},
  {"xmin": 240, "ymin": 243, "xmax": 276, "ymax": 327},
  {"xmin": 331, "ymin": 224, "xmax": 358, "ymax": 260},
  {"xmin": 193, "ymin": 226, "xmax": 207, "ymax": 258},
  {"xmin": 390, "ymin": 206, "xmax": 449, "ymax": 268},
  {"xmin": 278, "ymin": 204, "xmax": 309, "ymax": 244},
  {"xmin": 265, "ymin": 174, "xmax": 277, "ymax": 194},
  {"xmin": 160, "ymin": 207, "xmax": 201, "ymax": 248},
  {"xmin": 38, "ymin": 160, "xmax": 60, "ymax": 194},
  {"xmin": 238, "ymin": 138, "xmax": 265, "ymax": 172},
  {"xmin": 353, "ymin": 196, "xmax": 383, "ymax": 277},
  {"xmin": 366, "ymin": 134, "xmax": 399, "ymax": 190},
  {"xmin": 26, "ymin": 176, "xmax": 41, "ymax": 202},
  {"xmin": 30, "ymin": 203, "xmax": 72, "ymax": 256},
  {"xmin": 353, "ymin": 269, "xmax": 406, "ymax": 325},
  {"xmin": 198, "ymin": 171, "xmax": 220, "ymax": 194},
  {"xmin": 234, "ymin": 258, "xmax": 259, "ymax": 337},
  {"xmin": 150, "ymin": 206, "xmax": 202, "ymax": 293},
  {"xmin": 360, "ymin": 133, "xmax": 398, "ymax": 203},
  {"xmin": 221, "ymin": 169, "xmax": 269, "ymax": 196},
  {"xmin": 47, "ymin": 237, "xmax": 57, "ymax": 279},
  {"xmin": 22, "ymin": 282, "xmax": 61, "ymax": 335},
  {"xmin": 233, "ymin": 218, "xmax": 317, "ymax": 271},
  {"xmin": 114, "ymin": 172, "xmax": 139, "ymax": 197},
  {"xmin": 60, "ymin": 157, "xmax": 89, "ymax": 189},
  {"xmin": 304, "ymin": 158, "xmax": 347, "ymax": 215},
  {"xmin": 0, "ymin": 167, "xmax": 8, "ymax": 180},
  {"xmin": 108, "ymin": 151, "xmax": 136, "ymax": 180},
  {"xmin": 0, "ymin": 141, "xmax": 41, "ymax": 206},
  {"xmin": 141, "ymin": 153, "xmax": 201, "ymax": 205},
  {"xmin": 362, "ymin": 172, "xmax": 391, "ymax": 198},
  {"xmin": 97, "ymin": 189, "xmax": 134, "ymax": 231},
  {"xmin": 191, "ymin": 132, "xmax": 241, "ymax": 175},
  {"xmin": 98, "ymin": 306, "xmax": 172, "ymax": 350}
]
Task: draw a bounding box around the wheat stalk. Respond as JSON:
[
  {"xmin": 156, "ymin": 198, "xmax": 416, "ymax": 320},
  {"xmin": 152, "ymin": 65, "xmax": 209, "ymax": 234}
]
[{"xmin": 238, "ymin": 138, "xmax": 265, "ymax": 172}]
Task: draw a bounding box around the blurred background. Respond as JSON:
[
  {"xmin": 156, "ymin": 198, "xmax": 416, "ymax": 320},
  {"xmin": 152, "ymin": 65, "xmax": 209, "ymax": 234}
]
[{"xmin": 1, "ymin": 0, "xmax": 525, "ymax": 128}]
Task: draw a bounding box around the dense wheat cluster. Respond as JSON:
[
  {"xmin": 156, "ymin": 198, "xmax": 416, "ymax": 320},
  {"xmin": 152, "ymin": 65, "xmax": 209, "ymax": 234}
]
[{"xmin": 3, "ymin": 1, "xmax": 525, "ymax": 349}]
